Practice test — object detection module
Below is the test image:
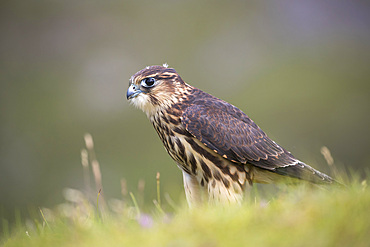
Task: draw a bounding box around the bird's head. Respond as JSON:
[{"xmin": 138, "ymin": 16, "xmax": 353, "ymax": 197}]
[{"xmin": 127, "ymin": 64, "xmax": 189, "ymax": 117}]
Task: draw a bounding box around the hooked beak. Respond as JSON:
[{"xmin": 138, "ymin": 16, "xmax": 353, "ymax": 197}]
[{"xmin": 126, "ymin": 84, "xmax": 141, "ymax": 100}]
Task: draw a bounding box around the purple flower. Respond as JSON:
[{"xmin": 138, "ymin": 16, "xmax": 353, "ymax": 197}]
[{"xmin": 138, "ymin": 214, "xmax": 154, "ymax": 228}]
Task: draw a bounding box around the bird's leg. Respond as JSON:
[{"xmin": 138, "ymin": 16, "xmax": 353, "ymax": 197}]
[
  {"xmin": 182, "ymin": 171, "xmax": 202, "ymax": 207},
  {"xmin": 207, "ymin": 178, "xmax": 245, "ymax": 205}
]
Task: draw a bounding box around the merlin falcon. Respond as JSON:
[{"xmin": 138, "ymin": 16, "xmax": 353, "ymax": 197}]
[{"xmin": 127, "ymin": 65, "xmax": 335, "ymax": 205}]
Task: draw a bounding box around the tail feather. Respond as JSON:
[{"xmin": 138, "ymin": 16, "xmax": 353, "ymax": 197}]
[{"xmin": 274, "ymin": 161, "xmax": 336, "ymax": 184}]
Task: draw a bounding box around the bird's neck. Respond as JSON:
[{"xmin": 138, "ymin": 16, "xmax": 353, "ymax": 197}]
[{"xmin": 146, "ymin": 83, "xmax": 193, "ymax": 119}]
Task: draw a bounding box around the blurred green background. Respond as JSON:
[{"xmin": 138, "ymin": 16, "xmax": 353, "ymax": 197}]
[{"xmin": 1, "ymin": 0, "xmax": 369, "ymax": 219}]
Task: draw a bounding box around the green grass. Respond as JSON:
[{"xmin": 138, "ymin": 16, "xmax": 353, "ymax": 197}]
[
  {"xmin": 2, "ymin": 138, "xmax": 369, "ymax": 246},
  {"xmin": 1, "ymin": 180, "xmax": 369, "ymax": 247}
]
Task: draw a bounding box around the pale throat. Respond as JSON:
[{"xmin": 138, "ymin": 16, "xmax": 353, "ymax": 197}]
[{"xmin": 130, "ymin": 92, "xmax": 177, "ymax": 119}]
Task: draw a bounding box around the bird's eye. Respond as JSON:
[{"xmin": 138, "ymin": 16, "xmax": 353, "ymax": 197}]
[{"xmin": 141, "ymin": 77, "xmax": 156, "ymax": 88}]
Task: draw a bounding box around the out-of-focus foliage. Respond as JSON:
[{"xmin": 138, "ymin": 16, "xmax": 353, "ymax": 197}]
[
  {"xmin": 0, "ymin": 0, "xmax": 369, "ymax": 222},
  {"xmin": 2, "ymin": 180, "xmax": 370, "ymax": 247}
]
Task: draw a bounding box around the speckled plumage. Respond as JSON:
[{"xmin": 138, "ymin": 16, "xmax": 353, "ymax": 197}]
[{"xmin": 127, "ymin": 65, "xmax": 335, "ymax": 206}]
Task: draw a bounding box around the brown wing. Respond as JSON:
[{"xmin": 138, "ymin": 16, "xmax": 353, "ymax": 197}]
[{"xmin": 181, "ymin": 91, "xmax": 333, "ymax": 184}]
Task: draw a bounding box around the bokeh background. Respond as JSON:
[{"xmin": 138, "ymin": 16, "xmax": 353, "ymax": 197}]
[{"xmin": 1, "ymin": 0, "xmax": 369, "ymax": 220}]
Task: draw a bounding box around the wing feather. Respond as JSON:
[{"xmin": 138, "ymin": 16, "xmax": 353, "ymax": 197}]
[
  {"xmin": 181, "ymin": 91, "xmax": 333, "ymax": 183},
  {"xmin": 182, "ymin": 96, "xmax": 289, "ymax": 167}
]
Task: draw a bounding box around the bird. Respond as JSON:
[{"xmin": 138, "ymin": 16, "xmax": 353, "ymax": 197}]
[{"xmin": 126, "ymin": 64, "xmax": 336, "ymax": 206}]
